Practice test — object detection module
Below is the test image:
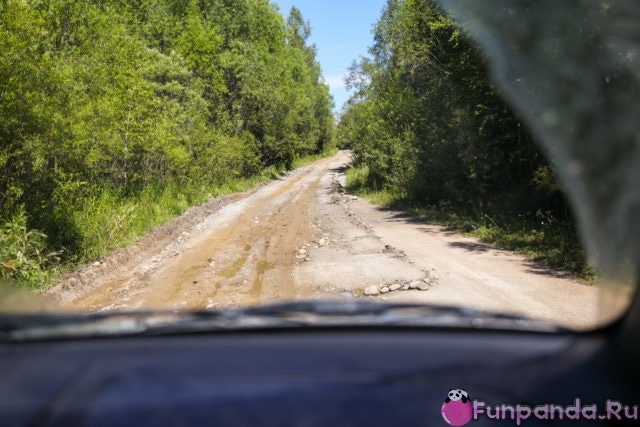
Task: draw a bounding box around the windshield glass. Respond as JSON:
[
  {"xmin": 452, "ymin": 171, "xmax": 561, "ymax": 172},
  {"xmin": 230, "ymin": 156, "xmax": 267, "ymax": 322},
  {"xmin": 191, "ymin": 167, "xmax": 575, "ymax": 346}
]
[{"xmin": 1, "ymin": 0, "xmax": 637, "ymax": 332}]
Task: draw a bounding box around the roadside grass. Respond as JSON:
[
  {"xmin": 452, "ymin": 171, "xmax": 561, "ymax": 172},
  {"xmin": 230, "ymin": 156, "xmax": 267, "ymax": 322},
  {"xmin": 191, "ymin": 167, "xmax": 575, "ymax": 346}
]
[
  {"xmin": 291, "ymin": 147, "xmax": 339, "ymax": 169},
  {"xmin": 344, "ymin": 164, "xmax": 397, "ymax": 206},
  {"xmin": 345, "ymin": 165, "xmax": 597, "ymax": 283}
]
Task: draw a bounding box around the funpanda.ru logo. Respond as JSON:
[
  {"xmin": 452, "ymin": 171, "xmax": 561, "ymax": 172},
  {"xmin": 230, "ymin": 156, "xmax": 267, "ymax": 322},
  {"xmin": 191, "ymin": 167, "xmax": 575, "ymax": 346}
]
[
  {"xmin": 473, "ymin": 398, "xmax": 638, "ymax": 425},
  {"xmin": 441, "ymin": 390, "xmax": 639, "ymax": 426}
]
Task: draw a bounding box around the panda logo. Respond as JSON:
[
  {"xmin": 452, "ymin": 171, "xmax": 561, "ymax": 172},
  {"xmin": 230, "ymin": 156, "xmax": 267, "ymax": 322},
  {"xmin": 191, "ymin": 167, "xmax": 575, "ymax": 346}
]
[
  {"xmin": 441, "ymin": 389, "xmax": 473, "ymax": 426},
  {"xmin": 446, "ymin": 389, "xmax": 470, "ymax": 404}
]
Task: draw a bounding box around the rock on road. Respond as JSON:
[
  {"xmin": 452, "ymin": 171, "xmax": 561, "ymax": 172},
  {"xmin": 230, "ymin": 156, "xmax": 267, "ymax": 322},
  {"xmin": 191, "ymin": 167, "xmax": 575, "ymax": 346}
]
[{"xmin": 48, "ymin": 150, "xmax": 603, "ymax": 329}]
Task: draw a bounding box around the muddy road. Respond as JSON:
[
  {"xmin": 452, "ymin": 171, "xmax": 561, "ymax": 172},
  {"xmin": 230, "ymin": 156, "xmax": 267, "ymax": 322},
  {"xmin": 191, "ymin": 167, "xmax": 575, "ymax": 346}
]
[{"xmin": 47, "ymin": 150, "xmax": 604, "ymax": 329}]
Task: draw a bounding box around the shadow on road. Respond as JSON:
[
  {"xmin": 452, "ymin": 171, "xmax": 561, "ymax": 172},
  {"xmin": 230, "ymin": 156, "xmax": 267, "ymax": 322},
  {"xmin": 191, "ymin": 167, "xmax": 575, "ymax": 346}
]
[
  {"xmin": 523, "ymin": 261, "xmax": 578, "ymax": 280},
  {"xmin": 448, "ymin": 241, "xmax": 493, "ymax": 253},
  {"xmin": 373, "ymin": 208, "xmax": 459, "ymax": 235},
  {"xmin": 329, "ymin": 165, "xmax": 349, "ymax": 174}
]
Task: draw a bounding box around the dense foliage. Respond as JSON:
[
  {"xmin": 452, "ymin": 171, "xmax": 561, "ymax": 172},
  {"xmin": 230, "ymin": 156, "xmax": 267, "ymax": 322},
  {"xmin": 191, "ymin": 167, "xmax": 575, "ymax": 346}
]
[
  {"xmin": 0, "ymin": 0, "xmax": 334, "ymax": 281},
  {"xmin": 339, "ymin": 0, "xmax": 559, "ymax": 214},
  {"xmin": 337, "ymin": 0, "xmax": 587, "ymax": 275}
]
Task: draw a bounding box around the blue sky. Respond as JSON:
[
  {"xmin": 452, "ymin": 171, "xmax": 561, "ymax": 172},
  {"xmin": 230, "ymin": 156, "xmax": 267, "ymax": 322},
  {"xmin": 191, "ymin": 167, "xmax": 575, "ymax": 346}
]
[{"xmin": 272, "ymin": 0, "xmax": 387, "ymax": 113}]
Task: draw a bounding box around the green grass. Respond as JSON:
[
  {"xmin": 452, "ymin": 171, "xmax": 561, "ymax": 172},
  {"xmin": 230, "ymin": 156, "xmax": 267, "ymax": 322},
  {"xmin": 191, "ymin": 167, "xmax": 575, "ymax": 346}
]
[
  {"xmin": 345, "ymin": 164, "xmax": 397, "ymax": 206},
  {"xmin": 291, "ymin": 147, "xmax": 339, "ymax": 169},
  {"xmin": 345, "ymin": 164, "xmax": 596, "ymax": 282}
]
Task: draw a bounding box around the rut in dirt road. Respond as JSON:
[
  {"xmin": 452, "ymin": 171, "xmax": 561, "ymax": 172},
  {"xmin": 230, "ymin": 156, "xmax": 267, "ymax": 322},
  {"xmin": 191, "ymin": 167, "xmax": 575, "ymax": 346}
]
[
  {"xmin": 51, "ymin": 152, "xmax": 352, "ymax": 311},
  {"xmin": 48, "ymin": 150, "xmax": 603, "ymax": 329}
]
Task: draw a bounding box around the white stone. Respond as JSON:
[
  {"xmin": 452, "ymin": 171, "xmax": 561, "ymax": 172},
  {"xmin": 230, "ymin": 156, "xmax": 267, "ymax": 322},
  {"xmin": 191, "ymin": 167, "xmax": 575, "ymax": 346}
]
[
  {"xmin": 364, "ymin": 285, "xmax": 380, "ymax": 296},
  {"xmin": 417, "ymin": 281, "xmax": 430, "ymax": 291}
]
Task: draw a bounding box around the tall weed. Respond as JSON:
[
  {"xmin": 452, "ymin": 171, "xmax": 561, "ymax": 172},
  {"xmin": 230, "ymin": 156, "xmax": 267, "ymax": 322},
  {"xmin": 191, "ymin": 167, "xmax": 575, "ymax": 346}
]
[{"xmin": 0, "ymin": 209, "xmax": 60, "ymax": 287}]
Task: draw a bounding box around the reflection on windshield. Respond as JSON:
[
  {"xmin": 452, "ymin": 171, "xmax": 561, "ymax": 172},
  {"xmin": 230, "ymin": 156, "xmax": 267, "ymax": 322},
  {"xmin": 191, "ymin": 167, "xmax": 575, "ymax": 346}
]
[
  {"xmin": 438, "ymin": 0, "xmax": 639, "ymax": 325},
  {"xmin": 0, "ymin": 0, "xmax": 637, "ymax": 331}
]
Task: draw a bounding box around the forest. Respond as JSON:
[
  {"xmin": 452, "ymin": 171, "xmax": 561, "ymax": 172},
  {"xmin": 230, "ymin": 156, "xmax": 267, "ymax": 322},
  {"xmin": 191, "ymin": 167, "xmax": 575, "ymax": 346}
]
[
  {"xmin": 1, "ymin": 0, "xmax": 334, "ymax": 285},
  {"xmin": 336, "ymin": 0, "xmax": 590, "ymax": 278}
]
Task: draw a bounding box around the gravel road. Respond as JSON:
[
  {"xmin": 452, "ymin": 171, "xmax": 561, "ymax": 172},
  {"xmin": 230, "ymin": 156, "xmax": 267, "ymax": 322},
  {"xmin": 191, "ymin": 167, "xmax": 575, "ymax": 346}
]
[{"xmin": 47, "ymin": 150, "xmax": 605, "ymax": 329}]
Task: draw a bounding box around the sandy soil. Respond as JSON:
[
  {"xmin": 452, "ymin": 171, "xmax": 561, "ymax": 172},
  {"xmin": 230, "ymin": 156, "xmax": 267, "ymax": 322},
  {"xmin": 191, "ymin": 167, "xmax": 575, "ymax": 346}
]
[{"xmin": 46, "ymin": 150, "xmax": 614, "ymax": 329}]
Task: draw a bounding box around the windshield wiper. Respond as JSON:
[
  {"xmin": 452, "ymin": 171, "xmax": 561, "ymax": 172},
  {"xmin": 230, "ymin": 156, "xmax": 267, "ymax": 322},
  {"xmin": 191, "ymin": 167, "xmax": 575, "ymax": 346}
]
[{"xmin": 0, "ymin": 301, "xmax": 566, "ymax": 341}]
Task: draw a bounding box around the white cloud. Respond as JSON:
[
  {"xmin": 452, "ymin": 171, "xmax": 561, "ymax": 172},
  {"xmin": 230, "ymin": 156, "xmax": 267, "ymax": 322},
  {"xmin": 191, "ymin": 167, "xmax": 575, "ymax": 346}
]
[{"xmin": 322, "ymin": 74, "xmax": 346, "ymax": 89}]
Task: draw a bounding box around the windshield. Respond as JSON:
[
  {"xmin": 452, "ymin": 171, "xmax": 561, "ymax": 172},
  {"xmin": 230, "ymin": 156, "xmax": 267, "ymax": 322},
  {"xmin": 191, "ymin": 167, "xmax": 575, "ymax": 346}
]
[{"xmin": 0, "ymin": 0, "xmax": 637, "ymax": 333}]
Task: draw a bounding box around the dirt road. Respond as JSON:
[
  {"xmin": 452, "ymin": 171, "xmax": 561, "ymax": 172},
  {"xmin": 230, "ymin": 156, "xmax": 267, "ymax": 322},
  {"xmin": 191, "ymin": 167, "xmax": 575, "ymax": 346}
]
[{"xmin": 47, "ymin": 150, "xmax": 604, "ymax": 329}]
